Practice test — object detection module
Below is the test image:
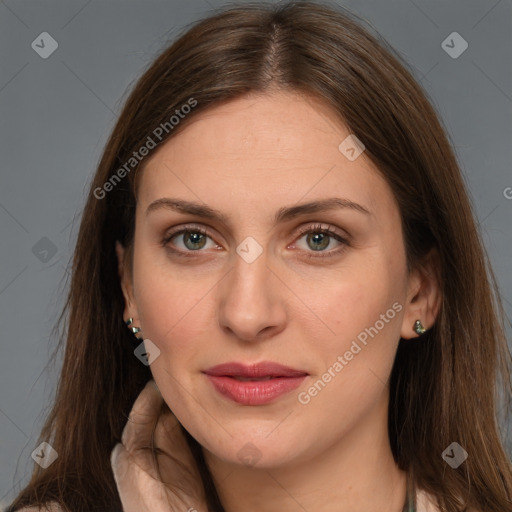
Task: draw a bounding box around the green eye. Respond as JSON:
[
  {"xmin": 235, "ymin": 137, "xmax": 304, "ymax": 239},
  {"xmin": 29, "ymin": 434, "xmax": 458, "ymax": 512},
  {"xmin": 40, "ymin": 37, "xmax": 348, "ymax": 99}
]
[
  {"xmin": 306, "ymin": 232, "xmax": 331, "ymax": 251},
  {"xmin": 183, "ymin": 232, "xmax": 207, "ymax": 250},
  {"xmin": 163, "ymin": 227, "xmax": 215, "ymax": 253},
  {"xmin": 292, "ymin": 224, "xmax": 350, "ymax": 259}
]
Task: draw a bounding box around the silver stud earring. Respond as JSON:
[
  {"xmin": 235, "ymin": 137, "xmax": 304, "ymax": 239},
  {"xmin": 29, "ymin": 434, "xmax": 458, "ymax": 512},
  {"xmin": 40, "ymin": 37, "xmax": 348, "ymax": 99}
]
[
  {"xmin": 413, "ymin": 319, "xmax": 427, "ymax": 335},
  {"xmin": 125, "ymin": 318, "xmax": 143, "ymax": 340}
]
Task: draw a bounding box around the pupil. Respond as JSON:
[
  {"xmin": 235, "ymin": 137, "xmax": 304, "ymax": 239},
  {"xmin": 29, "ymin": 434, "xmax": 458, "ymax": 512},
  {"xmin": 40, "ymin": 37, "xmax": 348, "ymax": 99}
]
[{"xmin": 307, "ymin": 232, "xmax": 329, "ymax": 251}]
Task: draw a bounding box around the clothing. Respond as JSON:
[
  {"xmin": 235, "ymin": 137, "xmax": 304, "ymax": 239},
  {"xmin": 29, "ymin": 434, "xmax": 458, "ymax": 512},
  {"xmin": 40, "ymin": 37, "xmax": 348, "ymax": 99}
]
[
  {"xmin": 15, "ymin": 487, "xmax": 442, "ymax": 511},
  {"xmin": 416, "ymin": 489, "xmax": 443, "ymax": 511}
]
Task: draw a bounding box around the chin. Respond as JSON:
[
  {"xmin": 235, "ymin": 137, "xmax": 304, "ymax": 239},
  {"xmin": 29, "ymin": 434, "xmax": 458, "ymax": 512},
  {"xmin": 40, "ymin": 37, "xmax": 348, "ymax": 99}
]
[{"xmin": 196, "ymin": 427, "xmax": 308, "ymax": 469}]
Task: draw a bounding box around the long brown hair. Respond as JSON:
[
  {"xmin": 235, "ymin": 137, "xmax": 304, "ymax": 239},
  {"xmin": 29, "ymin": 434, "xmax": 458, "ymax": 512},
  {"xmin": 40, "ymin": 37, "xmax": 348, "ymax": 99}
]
[{"xmin": 9, "ymin": 2, "xmax": 512, "ymax": 511}]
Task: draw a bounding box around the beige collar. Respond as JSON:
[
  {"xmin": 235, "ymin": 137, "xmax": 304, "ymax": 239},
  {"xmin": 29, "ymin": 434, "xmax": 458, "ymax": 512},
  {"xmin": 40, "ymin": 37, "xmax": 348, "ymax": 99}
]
[{"xmin": 415, "ymin": 488, "xmax": 441, "ymax": 512}]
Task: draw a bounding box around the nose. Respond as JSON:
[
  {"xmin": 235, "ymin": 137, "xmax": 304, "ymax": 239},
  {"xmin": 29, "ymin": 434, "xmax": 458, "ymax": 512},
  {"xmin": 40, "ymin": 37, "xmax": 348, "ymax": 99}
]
[{"xmin": 217, "ymin": 252, "xmax": 287, "ymax": 343}]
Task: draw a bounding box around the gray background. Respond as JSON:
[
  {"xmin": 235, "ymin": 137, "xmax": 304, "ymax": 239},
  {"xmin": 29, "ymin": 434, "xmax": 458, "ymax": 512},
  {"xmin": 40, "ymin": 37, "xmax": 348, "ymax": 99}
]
[{"xmin": 1, "ymin": 0, "xmax": 511, "ymax": 507}]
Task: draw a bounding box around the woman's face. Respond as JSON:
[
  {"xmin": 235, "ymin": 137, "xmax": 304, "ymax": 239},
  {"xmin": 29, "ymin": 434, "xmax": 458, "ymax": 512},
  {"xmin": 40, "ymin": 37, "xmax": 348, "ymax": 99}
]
[{"xmin": 120, "ymin": 91, "xmax": 428, "ymax": 470}]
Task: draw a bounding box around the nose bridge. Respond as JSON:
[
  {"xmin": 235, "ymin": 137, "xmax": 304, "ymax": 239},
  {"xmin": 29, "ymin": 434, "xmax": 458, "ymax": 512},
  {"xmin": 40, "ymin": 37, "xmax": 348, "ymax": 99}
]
[
  {"xmin": 218, "ymin": 250, "xmax": 286, "ymax": 341},
  {"xmin": 229, "ymin": 253, "xmax": 268, "ymax": 303}
]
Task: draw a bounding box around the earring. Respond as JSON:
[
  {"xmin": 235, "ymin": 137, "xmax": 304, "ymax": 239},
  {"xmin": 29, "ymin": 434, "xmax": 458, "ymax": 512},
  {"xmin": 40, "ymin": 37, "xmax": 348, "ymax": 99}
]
[
  {"xmin": 125, "ymin": 317, "xmax": 143, "ymax": 340},
  {"xmin": 413, "ymin": 319, "xmax": 427, "ymax": 335}
]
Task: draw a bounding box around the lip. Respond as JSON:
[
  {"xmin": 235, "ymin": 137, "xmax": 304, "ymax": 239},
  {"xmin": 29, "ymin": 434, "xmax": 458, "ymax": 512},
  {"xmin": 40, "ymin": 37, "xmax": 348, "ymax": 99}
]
[{"xmin": 203, "ymin": 362, "xmax": 308, "ymax": 405}]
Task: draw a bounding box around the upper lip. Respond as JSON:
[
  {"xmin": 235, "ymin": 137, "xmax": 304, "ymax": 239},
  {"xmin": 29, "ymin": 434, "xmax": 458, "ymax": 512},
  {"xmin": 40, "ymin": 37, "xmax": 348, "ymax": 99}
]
[{"xmin": 203, "ymin": 361, "xmax": 308, "ymax": 378}]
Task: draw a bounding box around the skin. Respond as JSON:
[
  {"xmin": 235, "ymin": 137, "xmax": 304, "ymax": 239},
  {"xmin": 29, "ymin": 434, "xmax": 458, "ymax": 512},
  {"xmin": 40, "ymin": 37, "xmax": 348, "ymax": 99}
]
[{"xmin": 117, "ymin": 90, "xmax": 441, "ymax": 512}]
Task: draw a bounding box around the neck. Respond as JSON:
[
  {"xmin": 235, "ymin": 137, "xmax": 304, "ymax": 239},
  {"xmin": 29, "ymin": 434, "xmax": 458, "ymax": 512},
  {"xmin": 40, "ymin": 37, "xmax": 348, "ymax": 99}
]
[{"xmin": 203, "ymin": 396, "xmax": 408, "ymax": 512}]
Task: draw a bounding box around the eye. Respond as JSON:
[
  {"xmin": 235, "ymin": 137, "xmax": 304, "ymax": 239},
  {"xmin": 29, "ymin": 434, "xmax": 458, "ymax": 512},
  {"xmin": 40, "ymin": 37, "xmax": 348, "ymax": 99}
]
[
  {"xmin": 161, "ymin": 223, "xmax": 349, "ymax": 259},
  {"xmin": 291, "ymin": 224, "xmax": 349, "ymax": 258},
  {"xmin": 162, "ymin": 225, "xmax": 219, "ymax": 253}
]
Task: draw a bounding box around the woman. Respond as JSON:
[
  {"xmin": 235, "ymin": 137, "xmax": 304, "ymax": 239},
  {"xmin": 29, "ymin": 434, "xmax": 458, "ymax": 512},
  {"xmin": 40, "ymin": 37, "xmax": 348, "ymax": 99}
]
[{"xmin": 8, "ymin": 1, "xmax": 512, "ymax": 511}]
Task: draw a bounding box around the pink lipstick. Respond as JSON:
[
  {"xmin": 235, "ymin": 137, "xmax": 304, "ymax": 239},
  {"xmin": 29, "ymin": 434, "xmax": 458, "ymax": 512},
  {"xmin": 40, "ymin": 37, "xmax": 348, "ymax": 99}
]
[{"xmin": 203, "ymin": 361, "xmax": 308, "ymax": 405}]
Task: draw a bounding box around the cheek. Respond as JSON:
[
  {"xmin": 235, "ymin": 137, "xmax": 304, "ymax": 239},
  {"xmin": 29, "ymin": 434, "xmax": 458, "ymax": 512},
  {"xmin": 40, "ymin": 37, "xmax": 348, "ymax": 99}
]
[
  {"xmin": 319, "ymin": 260, "xmax": 404, "ymax": 347},
  {"xmin": 132, "ymin": 252, "xmax": 216, "ymax": 361},
  {"xmin": 132, "ymin": 267, "xmax": 215, "ymax": 415},
  {"xmin": 306, "ymin": 254, "xmax": 406, "ymax": 403}
]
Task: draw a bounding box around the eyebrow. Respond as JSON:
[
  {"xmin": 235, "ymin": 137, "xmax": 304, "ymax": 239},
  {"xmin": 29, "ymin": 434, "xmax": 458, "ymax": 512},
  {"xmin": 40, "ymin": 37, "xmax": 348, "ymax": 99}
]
[{"xmin": 145, "ymin": 197, "xmax": 372, "ymax": 226}]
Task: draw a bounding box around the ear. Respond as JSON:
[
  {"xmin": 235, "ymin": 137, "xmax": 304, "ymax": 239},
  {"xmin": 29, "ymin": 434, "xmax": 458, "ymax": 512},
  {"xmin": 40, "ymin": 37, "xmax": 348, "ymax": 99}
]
[
  {"xmin": 116, "ymin": 241, "xmax": 140, "ymax": 325},
  {"xmin": 400, "ymin": 247, "xmax": 442, "ymax": 340}
]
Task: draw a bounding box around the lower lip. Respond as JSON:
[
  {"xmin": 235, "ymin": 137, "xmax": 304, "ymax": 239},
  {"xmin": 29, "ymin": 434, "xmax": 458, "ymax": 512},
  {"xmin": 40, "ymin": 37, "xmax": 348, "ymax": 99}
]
[{"xmin": 205, "ymin": 375, "xmax": 307, "ymax": 405}]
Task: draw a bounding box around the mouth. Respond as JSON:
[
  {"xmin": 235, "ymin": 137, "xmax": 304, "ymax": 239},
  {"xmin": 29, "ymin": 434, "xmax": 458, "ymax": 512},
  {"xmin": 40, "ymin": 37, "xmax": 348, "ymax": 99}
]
[
  {"xmin": 229, "ymin": 376, "xmax": 275, "ymax": 381},
  {"xmin": 203, "ymin": 361, "xmax": 308, "ymax": 405}
]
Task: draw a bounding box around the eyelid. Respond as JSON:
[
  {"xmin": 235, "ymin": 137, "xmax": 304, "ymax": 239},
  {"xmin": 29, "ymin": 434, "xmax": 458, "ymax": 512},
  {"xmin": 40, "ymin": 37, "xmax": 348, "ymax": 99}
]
[{"xmin": 293, "ymin": 223, "xmax": 351, "ymax": 243}]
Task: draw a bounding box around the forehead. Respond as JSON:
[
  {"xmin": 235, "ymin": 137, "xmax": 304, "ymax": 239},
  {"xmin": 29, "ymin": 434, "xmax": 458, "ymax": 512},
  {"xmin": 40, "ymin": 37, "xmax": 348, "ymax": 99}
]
[
  {"xmin": 136, "ymin": 91, "xmax": 393, "ymax": 219},
  {"xmin": 147, "ymin": 92, "xmax": 350, "ymax": 165}
]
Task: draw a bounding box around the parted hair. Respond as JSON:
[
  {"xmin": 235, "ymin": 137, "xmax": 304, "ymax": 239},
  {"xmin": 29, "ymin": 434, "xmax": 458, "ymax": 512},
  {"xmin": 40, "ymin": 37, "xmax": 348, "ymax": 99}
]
[{"xmin": 9, "ymin": 2, "xmax": 512, "ymax": 511}]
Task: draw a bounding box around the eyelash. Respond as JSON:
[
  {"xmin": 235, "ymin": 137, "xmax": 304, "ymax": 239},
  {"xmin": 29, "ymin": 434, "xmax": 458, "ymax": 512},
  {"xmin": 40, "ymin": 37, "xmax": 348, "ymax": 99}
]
[{"xmin": 161, "ymin": 223, "xmax": 350, "ymax": 259}]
